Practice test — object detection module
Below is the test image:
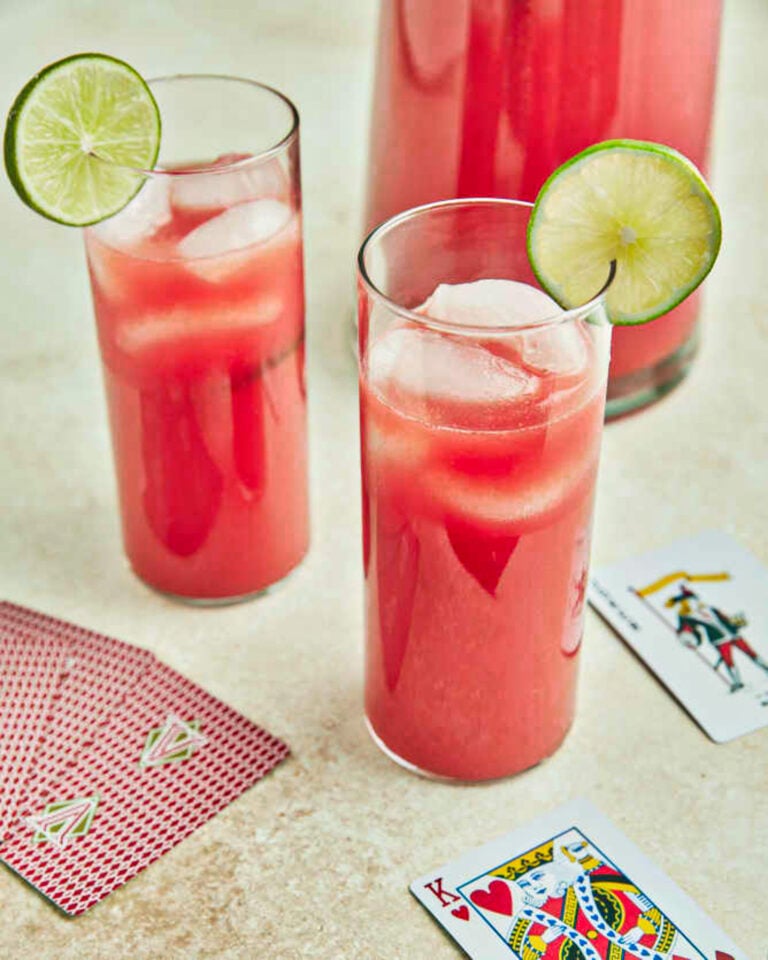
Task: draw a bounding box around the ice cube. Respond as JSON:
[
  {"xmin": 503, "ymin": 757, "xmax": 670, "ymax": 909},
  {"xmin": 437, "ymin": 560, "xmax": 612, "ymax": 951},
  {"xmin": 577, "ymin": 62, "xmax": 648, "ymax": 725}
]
[
  {"xmin": 116, "ymin": 298, "xmax": 282, "ymax": 355},
  {"xmin": 171, "ymin": 155, "xmax": 289, "ymax": 210},
  {"xmin": 437, "ymin": 452, "xmax": 597, "ymax": 532},
  {"xmin": 364, "ymin": 418, "xmax": 430, "ymax": 469},
  {"xmin": 91, "ymin": 176, "xmax": 172, "ymax": 247},
  {"xmin": 177, "ymin": 200, "xmax": 293, "ymax": 282},
  {"xmin": 369, "ymin": 327, "xmax": 538, "ymax": 406},
  {"xmin": 418, "ymin": 279, "xmax": 589, "ymax": 378},
  {"xmin": 85, "ymin": 240, "xmax": 116, "ymax": 300},
  {"xmin": 520, "ymin": 324, "xmax": 589, "ymax": 377},
  {"xmin": 418, "ymin": 279, "xmax": 562, "ymax": 329},
  {"xmin": 440, "ymin": 469, "xmax": 574, "ymax": 530},
  {"xmin": 178, "ymin": 200, "xmax": 292, "ymax": 258}
]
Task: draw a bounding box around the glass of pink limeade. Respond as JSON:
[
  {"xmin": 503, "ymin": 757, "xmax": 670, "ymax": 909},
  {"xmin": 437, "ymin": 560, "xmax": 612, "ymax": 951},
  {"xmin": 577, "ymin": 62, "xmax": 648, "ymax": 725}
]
[
  {"xmin": 358, "ymin": 199, "xmax": 611, "ymax": 780},
  {"xmin": 364, "ymin": 0, "xmax": 721, "ymax": 417},
  {"xmin": 84, "ymin": 77, "xmax": 308, "ymax": 603}
]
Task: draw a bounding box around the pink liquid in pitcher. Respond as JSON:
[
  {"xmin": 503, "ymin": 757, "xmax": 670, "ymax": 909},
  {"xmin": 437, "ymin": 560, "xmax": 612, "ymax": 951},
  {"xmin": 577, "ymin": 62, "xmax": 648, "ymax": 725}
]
[{"xmin": 365, "ymin": 0, "xmax": 721, "ymax": 385}]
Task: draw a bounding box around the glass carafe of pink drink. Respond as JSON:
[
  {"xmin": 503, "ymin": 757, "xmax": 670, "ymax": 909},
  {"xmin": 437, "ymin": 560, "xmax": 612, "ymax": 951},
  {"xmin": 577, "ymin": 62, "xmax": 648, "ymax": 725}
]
[
  {"xmin": 364, "ymin": 0, "xmax": 721, "ymax": 417},
  {"xmin": 84, "ymin": 77, "xmax": 309, "ymax": 602},
  {"xmin": 358, "ymin": 200, "xmax": 611, "ymax": 780}
]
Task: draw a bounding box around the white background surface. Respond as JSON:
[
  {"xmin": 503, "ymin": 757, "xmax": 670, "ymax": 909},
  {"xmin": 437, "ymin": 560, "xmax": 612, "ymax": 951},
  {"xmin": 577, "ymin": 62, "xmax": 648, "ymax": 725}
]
[{"xmin": 0, "ymin": 1, "xmax": 766, "ymax": 957}]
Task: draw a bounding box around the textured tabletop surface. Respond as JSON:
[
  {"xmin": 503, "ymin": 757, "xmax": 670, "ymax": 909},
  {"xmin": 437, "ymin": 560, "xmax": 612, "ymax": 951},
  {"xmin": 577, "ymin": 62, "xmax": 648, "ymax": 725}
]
[{"xmin": 0, "ymin": 0, "xmax": 766, "ymax": 957}]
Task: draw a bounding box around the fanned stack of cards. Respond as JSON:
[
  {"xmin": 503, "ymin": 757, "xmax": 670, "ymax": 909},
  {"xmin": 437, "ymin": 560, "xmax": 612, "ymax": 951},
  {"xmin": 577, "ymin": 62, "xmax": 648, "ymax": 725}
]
[{"xmin": 0, "ymin": 601, "xmax": 288, "ymax": 915}]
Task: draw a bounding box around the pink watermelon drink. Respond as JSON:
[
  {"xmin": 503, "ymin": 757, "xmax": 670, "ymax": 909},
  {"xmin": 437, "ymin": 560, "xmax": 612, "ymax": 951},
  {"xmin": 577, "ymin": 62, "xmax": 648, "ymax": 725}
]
[
  {"xmin": 364, "ymin": 0, "xmax": 721, "ymax": 415},
  {"xmin": 358, "ymin": 200, "xmax": 611, "ymax": 780},
  {"xmin": 84, "ymin": 77, "xmax": 308, "ymax": 601}
]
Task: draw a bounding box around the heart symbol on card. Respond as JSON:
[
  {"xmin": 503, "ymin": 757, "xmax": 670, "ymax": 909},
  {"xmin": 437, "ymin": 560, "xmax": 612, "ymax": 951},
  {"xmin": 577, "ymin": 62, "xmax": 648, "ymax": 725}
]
[
  {"xmin": 451, "ymin": 905, "xmax": 470, "ymax": 922},
  {"xmin": 470, "ymin": 879, "xmax": 514, "ymax": 916}
]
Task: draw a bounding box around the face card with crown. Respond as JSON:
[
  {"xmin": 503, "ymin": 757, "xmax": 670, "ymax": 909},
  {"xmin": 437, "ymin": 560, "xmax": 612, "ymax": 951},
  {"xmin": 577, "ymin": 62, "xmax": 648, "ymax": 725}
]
[
  {"xmin": 0, "ymin": 603, "xmax": 157, "ymax": 824},
  {"xmin": 587, "ymin": 530, "xmax": 768, "ymax": 742},
  {"xmin": 410, "ymin": 799, "xmax": 746, "ymax": 960},
  {"xmin": 0, "ymin": 658, "xmax": 289, "ymax": 915}
]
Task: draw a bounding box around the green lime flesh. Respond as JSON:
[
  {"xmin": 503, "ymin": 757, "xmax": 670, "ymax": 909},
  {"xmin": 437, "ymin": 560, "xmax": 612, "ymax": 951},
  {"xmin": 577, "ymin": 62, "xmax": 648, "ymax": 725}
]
[{"xmin": 4, "ymin": 53, "xmax": 160, "ymax": 226}]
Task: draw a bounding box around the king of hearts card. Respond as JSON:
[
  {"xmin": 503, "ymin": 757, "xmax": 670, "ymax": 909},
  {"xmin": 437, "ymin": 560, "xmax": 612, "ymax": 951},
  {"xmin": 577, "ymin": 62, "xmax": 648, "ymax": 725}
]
[
  {"xmin": 411, "ymin": 801, "xmax": 745, "ymax": 960},
  {"xmin": 457, "ymin": 829, "xmax": 694, "ymax": 959}
]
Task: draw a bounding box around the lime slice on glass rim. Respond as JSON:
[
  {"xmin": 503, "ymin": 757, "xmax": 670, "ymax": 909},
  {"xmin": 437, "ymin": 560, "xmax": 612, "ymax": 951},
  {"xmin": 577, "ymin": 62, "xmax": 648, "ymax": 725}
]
[
  {"xmin": 527, "ymin": 139, "xmax": 721, "ymax": 325},
  {"xmin": 4, "ymin": 53, "xmax": 160, "ymax": 226}
]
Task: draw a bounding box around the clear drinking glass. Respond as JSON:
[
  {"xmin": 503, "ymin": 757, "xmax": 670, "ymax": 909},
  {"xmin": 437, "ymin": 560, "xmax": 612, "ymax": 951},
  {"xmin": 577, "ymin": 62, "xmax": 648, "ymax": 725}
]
[
  {"xmin": 358, "ymin": 199, "xmax": 611, "ymax": 780},
  {"xmin": 84, "ymin": 76, "xmax": 308, "ymax": 603},
  {"xmin": 363, "ymin": 0, "xmax": 722, "ymax": 417}
]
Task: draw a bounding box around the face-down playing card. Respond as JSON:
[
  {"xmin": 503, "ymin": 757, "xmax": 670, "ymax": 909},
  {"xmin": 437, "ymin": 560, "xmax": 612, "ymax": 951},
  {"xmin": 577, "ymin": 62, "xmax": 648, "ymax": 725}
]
[
  {"xmin": 0, "ymin": 602, "xmax": 157, "ymax": 823},
  {"xmin": 411, "ymin": 799, "xmax": 746, "ymax": 960},
  {"xmin": 0, "ymin": 608, "xmax": 72, "ymax": 841},
  {"xmin": 0, "ymin": 656, "xmax": 289, "ymax": 915}
]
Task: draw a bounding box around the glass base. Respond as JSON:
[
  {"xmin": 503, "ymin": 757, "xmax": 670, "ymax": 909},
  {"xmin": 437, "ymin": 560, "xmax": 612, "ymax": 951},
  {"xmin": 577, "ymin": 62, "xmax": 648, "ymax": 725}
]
[
  {"xmin": 605, "ymin": 328, "xmax": 699, "ymax": 420},
  {"xmin": 132, "ymin": 556, "xmax": 304, "ymax": 607},
  {"xmin": 365, "ymin": 716, "xmax": 547, "ymax": 784},
  {"xmin": 151, "ymin": 587, "xmax": 269, "ymax": 607}
]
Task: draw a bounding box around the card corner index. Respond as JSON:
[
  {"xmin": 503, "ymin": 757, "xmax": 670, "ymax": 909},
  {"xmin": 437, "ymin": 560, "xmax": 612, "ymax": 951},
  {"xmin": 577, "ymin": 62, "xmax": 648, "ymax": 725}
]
[{"xmin": 414, "ymin": 874, "xmax": 463, "ymax": 907}]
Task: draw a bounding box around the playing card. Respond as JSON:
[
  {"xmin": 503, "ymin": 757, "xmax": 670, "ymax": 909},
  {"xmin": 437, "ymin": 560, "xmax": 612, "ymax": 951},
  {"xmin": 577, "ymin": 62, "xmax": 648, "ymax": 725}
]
[
  {"xmin": 0, "ymin": 610, "xmax": 70, "ymax": 839},
  {"xmin": 0, "ymin": 657, "xmax": 289, "ymax": 915},
  {"xmin": 411, "ymin": 799, "xmax": 746, "ymax": 960},
  {"xmin": 0, "ymin": 603, "xmax": 157, "ymax": 808},
  {"xmin": 588, "ymin": 530, "xmax": 768, "ymax": 742},
  {"xmin": 0, "ymin": 602, "xmax": 157, "ymax": 813}
]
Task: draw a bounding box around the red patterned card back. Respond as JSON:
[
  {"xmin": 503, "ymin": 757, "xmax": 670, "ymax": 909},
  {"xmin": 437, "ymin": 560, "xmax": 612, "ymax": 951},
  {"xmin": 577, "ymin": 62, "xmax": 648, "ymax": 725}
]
[
  {"xmin": 1, "ymin": 657, "xmax": 289, "ymax": 915},
  {"xmin": 0, "ymin": 602, "xmax": 156, "ymax": 816},
  {"xmin": 0, "ymin": 609, "xmax": 70, "ymax": 839}
]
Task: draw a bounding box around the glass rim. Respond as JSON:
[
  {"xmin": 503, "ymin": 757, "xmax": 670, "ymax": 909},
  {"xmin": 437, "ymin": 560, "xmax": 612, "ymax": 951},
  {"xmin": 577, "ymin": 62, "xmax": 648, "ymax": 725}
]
[
  {"xmin": 357, "ymin": 197, "xmax": 612, "ymax": 335},
  {"xmin": 93, "ymin": 73, "xmax": 300, "ymax": 180}
]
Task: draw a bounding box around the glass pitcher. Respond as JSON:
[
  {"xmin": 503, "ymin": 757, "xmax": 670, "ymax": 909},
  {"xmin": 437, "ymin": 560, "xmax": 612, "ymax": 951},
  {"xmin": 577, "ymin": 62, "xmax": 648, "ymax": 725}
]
[{"xmin": 363, "ymin": 0, "xmax": 722, "ymax": 417}]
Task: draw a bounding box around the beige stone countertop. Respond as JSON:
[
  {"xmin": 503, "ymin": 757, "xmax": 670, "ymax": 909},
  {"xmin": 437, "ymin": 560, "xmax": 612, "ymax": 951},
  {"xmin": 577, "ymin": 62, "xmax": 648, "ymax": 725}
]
[{"xmin": 0, "ymin": 0, "xmax": 766, "ymax": 957}]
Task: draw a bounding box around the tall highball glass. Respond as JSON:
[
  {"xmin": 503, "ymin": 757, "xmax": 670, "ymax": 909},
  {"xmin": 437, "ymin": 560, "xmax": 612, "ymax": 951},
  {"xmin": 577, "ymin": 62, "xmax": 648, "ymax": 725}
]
[
  {"xmin": 358, "ymin": 199, "xmax": 611, "ymax": 780},
  {"xmin": 84, "ymin": 76, "xmax": 308, "ymax": 603}
]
